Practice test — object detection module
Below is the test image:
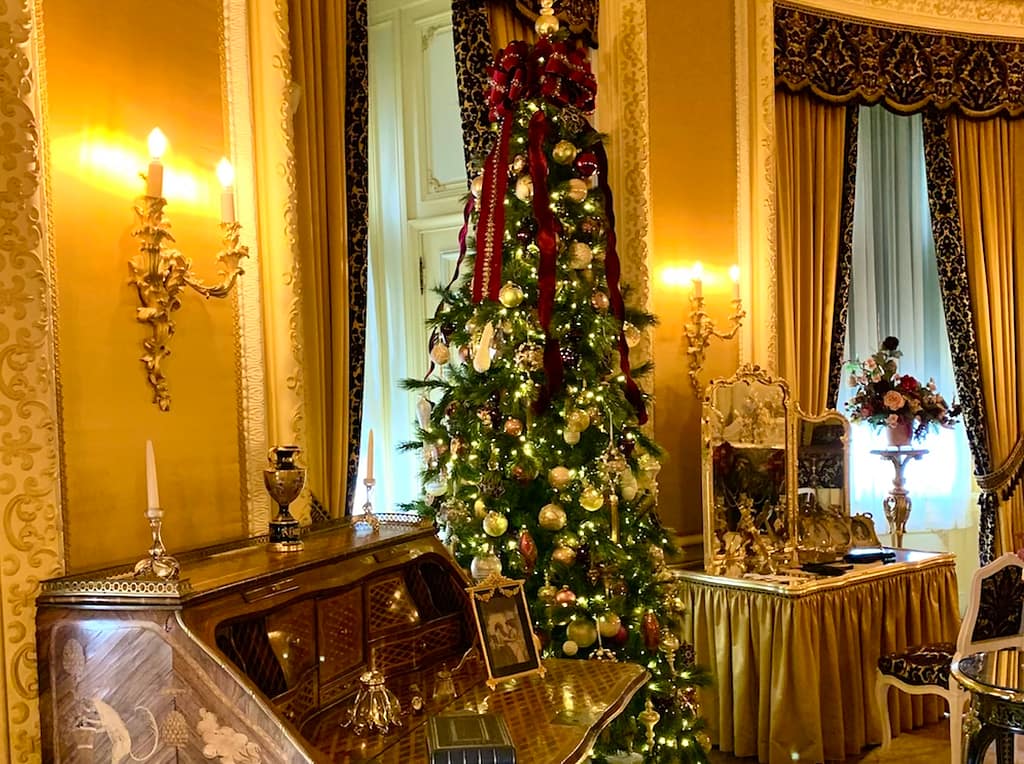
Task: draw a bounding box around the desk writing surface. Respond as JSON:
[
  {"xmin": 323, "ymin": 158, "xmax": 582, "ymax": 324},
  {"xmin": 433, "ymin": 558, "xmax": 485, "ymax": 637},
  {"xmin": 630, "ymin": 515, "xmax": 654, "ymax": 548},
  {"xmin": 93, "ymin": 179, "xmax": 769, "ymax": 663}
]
[
  {"xmin": 676, "ymin": 549, "xmax": 959, "ymax": 764},
  {"xmin": 305, "ymin": 659, "xmax": 648, "ymax": 763}
]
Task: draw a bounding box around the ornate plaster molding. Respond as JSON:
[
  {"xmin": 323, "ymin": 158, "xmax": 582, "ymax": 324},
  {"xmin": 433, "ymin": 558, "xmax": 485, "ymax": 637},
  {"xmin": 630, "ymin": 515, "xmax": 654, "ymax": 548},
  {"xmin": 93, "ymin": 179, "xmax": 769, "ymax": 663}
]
[
  {"xmin": 0, "ymin": 0, "xmax": 66, "ymax": 759},
  {"xmin": 783, "ymin": 0, "xmax": 1024, "ymax": 37},
  {"xmin": 595, "ymin": 0, "xmax": 654, "ymax": 414}
]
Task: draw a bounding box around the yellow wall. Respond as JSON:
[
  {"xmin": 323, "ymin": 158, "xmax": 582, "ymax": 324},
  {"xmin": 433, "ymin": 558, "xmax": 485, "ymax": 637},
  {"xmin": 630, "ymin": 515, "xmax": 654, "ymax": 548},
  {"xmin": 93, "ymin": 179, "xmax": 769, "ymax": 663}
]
[
  {"xmin": 44, "ymin": 0, "xmax": 243, "ymax": 571},
  {"xmin": 647, "ymin": 0, "xmax": 740, "ymax": 537}
]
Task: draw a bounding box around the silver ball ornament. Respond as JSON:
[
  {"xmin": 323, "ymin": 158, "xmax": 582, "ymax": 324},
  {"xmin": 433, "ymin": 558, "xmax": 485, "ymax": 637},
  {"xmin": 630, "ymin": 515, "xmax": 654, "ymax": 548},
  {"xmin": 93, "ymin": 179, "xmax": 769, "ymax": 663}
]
[
  {"xmin": 562, "ymin": 639, "xmax": 579, "ymax": 657},
  {"xmin": 470, "ymin": 552, "xmax": 502, "ymax": 581},
  {"xmin": 567, "ymin": 241, "xmax": 593, "ymax": 269}
]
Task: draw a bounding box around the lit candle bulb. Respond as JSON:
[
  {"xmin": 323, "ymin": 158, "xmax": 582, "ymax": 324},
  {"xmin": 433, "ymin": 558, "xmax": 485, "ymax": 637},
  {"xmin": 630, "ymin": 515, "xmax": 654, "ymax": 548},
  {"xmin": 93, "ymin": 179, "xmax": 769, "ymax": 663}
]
[
  {"xmin": 366, "ymin": 429, "xmax": 375, "ymax": 483},
  {"xmin": 729, "ymin": 264, "xmax": 741, "ymax": 300},
  {"xmin": 145, "ymin": 439, "xmax": 161, "ymax": 510},
  {"xmin": 691, "ymin": 261, "xmax": 704, "ymax": 299},
  {"xmin": 146, "ymin": 128, "xmax": 167, "ymax": 198},
  {"xmin": 216, "ymin": 158, "xmax": 236, "ymax": 224}
]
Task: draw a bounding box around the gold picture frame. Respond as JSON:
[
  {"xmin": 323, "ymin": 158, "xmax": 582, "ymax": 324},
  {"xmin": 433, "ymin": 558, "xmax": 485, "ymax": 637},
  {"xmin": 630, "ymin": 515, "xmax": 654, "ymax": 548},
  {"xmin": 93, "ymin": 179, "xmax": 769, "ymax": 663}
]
[
  {"xmin": 467, "ymin": 573, "xmax": 545, "ymax": 689},
  {"xmin": 850, "ymin": 513, "xmax": 883, "ymax": 548}
]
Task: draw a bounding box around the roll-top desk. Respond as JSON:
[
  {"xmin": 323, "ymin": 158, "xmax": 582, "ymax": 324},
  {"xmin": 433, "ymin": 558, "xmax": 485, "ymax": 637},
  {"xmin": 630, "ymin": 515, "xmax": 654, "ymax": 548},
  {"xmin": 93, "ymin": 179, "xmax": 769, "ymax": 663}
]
[{"xmin": 36, "ymin": 520, "xmax": 646, "ymax": 762}]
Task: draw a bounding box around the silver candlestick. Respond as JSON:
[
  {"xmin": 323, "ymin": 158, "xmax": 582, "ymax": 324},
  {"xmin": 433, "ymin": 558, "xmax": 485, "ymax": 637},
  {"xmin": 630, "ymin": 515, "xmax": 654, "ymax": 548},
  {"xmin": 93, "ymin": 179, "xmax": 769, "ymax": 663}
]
[
  {"xmin": 133, "ymin": 506, "xmax": 180, "ymax": 579},
  {"xmin": 351, "ymin": 478, "xmax": 380, "ymax": 532}
]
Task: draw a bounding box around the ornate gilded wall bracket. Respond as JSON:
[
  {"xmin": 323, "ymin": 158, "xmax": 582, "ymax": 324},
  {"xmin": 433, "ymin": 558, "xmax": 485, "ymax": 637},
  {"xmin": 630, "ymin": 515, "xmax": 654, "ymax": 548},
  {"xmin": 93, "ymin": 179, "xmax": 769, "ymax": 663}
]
[
  {"xmin": 129, "ymin": 195, "xmax": 248, "ymax": 411},
  {"xmin": 684, "ymin": 295, "xmax": 746, "ymax": 395}
]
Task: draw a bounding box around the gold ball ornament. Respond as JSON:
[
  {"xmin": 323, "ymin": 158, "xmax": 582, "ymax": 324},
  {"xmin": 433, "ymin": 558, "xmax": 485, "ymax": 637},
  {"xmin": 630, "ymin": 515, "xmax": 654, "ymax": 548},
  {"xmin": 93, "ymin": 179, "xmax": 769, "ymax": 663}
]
[
  {"xmin": 511, "ymin": 154, "xmax": 527, "ymax": 174},
  {"xmin": 565, "ymin": 178, "xmax": 588, "ymax": 203},
  {"xmin": 538, "ymin": 583, "xmax": 559, "ymax": 603},
  {"xmin": 567, "ymin": 241, "xmax": 593, "ymax": 269},
  {"xmin": 429, "ymin": 343, "xmax": 450, "ymax": 365},
  {"xmin": 563, "ymin": 429, "xmax": 581, "ymax": 445},
  {"xmin": 514, "ymin": 175, "xmax": 534, "ymax": 203},
  {"xmin": 552, "ymin": 140, "xmax": 578, "ymax": 165},
  {"xmin": 566, "ymin": 619, "xmax": 598, "ymax": 648},
  {"xmin": 580, "ymin": 486, "xmax": 604, "ymax": 512},
  {"xmin": 551, "ymin": 545, "xmax": 577, "ymax": 566},
  {"xmin": 566, "ymin": 409, "xmax": 591, "ymax": 432},
  {"xmin": 503, "ymin": 417, "xmax": 523, "ymax": 436},
  {"xmin": 597, "ymin": 612, "xmax": 622, "ymax": 638},
  {"xmin": 562, "ymin": 639, "xmax": 579, "ymax": 657},
  {"xmin": 483, "ymin": 511, "xmax": 509, "ymax": 537},
  {"xmin": 535, "ymin": 11, "xmax": 559, "ymax": 36},
  {"xmin": 498, "ymin": 282, "xmax": 524, "ymax": 308},
  {"xmin": 590, "ymin": 291, "xmax": 610, "ymax": 311},
  {"xmin": 623, "ymin": 322, "xmax": 642, "ymax": 348},
  {"xmin": 538, "ymin": 503, "xmax": 567, "ymax": 531},
  {"xmin": 474, "ymin": 498, "xmax": 487, "ymax": 518},
  {"xmin": 470, "ymin": 174, "xmax": 484, "ymax": 198},
  {"xmin": 548, "ymin": 466, "xmax": 572, "ymax": 490}
]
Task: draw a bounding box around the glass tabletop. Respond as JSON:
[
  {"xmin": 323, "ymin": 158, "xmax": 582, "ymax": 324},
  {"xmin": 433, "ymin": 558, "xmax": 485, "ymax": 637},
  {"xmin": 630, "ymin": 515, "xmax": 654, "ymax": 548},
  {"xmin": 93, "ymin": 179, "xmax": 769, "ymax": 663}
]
[{"xmin": 953, "ymin": 649, "xmax": 1024, "ymax": 702}]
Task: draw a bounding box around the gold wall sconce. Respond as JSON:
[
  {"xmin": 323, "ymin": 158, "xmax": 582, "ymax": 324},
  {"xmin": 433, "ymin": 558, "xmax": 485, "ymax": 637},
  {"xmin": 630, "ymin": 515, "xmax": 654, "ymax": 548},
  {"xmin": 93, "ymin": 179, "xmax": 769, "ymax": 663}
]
[
  {"xmin": 129, "ymin": 128, "xmax": 247, "ymax": 411},
  {"xmin": 684, "ymin": 263, "xmax": 746, "ymax": 394}
]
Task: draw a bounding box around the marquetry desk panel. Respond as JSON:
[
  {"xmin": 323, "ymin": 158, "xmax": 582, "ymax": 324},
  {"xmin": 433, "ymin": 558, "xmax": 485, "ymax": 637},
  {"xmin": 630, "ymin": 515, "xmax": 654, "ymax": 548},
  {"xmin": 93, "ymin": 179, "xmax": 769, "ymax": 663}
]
[{"xmin": 36, "ymin": 521, "xmax": 648, "ymax": 763}]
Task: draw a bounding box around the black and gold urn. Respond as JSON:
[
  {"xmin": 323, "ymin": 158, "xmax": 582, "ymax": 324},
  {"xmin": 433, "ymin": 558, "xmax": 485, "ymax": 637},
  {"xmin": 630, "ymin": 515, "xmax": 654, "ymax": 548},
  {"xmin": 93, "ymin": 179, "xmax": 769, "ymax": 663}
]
[{"xmin": 265, "ymin": 445, "xmax": 305, "ymax": 552}]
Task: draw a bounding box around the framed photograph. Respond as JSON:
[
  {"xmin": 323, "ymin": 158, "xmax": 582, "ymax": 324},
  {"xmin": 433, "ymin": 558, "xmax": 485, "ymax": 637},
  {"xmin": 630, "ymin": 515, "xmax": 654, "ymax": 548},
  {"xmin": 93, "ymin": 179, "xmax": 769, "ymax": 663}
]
[
  {"xmin": 467, "ymin": 573, "xmax": 545, "ymax": 688},
  {"xmin": 850, "ymin": 513, "xmax": 882, "ymax": 547}
]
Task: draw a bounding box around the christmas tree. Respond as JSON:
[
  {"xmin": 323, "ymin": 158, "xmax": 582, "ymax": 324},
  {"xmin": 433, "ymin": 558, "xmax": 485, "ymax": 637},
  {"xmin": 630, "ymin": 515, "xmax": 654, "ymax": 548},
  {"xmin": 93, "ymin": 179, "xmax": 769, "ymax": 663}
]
[{"xmin": 402, "ymin": 11, "xmax": 709, "ymax": 762}]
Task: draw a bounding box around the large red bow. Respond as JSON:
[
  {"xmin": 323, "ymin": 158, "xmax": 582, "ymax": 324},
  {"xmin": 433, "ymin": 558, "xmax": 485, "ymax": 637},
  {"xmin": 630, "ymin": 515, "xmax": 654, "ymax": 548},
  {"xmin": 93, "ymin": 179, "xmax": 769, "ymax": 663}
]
[{"xmin": 486, "ymin": 39, "xmax": 596, "ymax": 123}]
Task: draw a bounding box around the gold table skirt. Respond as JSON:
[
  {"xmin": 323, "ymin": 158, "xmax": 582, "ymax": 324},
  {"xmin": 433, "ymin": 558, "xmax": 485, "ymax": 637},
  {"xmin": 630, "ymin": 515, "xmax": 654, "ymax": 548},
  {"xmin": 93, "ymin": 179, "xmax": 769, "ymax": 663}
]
[{"xmin": 678, "ymin": 554, "xmax": 959, "ymax": 764}]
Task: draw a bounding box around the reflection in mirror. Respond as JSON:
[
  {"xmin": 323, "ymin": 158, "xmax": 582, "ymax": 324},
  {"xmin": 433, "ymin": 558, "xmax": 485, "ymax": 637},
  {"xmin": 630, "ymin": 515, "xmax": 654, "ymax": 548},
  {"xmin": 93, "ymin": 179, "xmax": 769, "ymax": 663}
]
[
  {"xmin": 794, "ymin": 409, "xmax": 852, "ymax": 562},
  {"xmin": 702, "ymin": 365, "xmax": 796, "ymax": 576}
]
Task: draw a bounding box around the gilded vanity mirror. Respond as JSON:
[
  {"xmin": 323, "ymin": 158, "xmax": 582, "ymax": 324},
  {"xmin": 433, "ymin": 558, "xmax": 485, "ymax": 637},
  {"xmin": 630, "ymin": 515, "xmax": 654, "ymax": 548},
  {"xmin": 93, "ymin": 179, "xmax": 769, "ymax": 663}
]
[
  {"xmin": 794, "ymin": 409, "xmax": 852, "ymax": 562},
  {"xmin": 701, "ymin": 365, "xmax": 797, "ymax": 575}
]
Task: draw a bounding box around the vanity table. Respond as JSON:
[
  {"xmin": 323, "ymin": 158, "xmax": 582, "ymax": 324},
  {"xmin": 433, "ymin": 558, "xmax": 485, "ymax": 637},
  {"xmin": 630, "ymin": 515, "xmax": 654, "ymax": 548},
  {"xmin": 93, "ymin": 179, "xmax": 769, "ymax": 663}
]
[{"xmin": 676, "ymin": 549, "xmax": 958, "ymax": 764}]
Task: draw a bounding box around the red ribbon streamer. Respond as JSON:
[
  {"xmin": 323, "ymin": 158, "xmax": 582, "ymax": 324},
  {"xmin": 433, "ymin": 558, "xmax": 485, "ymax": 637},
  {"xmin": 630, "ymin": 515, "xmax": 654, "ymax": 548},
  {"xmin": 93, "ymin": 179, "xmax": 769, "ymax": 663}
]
[
  {"xmin": 528, "ymin": 110, "xmax": 564, "ymax": 400},
  {"xmin": 426, "ymin": 193, "xmax": 476, "ymax": 378},
  {"xmin": 594, "ymin": 142, "xmax": 648, "ymax": 424},
  {"xmin": 472, "ymin": 117, "xmax": 512, "ymax": 303}
]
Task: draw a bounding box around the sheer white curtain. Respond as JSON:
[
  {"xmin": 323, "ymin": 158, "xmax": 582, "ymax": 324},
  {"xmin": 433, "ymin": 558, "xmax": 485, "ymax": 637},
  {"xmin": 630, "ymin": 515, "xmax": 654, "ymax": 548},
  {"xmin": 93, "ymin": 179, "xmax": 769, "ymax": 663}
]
[{"xmin": 841, "ymin": 105, "xmax": 975, "ymax": 541}]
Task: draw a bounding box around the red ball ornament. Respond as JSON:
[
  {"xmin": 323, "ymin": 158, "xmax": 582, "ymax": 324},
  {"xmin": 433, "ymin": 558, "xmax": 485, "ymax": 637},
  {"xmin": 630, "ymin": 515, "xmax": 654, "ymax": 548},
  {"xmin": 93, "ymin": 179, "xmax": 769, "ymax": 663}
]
[
  {"xmin": 614, "ymin": 625, "xmax": 629, "ymax": 645},
  {"xmin": 641, "ymin": 611, "xmax": 660, "ymax": 650},
  {"xmin": 555, "ymin": 586, "xmax": 577, "ymax": 606},
  {"xmin": 518, "ymin": 529, "xmax": 538, "ymax": 574},
  {"xmin": 574, "ymin": 151, "xmax": 599, "ymax": 178}
]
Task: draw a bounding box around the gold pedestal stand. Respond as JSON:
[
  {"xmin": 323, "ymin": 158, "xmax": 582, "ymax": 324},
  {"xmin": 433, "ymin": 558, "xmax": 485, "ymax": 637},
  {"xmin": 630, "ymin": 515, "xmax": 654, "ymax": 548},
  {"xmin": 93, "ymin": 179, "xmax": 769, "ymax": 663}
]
[{"xmin": 871, "ymin": 447, "xmax": 927, "ymax": 548}]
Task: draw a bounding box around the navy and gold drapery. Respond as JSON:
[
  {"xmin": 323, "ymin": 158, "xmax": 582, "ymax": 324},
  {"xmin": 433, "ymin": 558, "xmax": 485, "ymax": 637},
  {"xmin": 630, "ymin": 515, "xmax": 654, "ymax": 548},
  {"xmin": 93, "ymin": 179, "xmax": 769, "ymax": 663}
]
[{"xmin": 775, "ymin": 1, "xmax": 1024, "ymax": 563}]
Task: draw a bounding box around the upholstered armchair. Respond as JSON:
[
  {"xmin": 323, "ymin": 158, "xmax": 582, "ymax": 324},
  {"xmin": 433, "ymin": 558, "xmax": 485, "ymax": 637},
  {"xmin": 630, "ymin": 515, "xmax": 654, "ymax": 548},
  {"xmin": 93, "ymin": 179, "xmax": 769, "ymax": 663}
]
[{"xmin": 875, "ymin": 553, "xmax": 1024, "ymax": 763}]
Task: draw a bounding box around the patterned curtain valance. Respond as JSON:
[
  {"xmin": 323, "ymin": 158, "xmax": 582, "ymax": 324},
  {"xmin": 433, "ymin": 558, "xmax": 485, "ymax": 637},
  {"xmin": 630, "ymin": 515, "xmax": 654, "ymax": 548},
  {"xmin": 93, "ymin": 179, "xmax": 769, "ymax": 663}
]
[{"xmin": 775, "ymin": 3, "xmax": 1024, "ymax": 118}]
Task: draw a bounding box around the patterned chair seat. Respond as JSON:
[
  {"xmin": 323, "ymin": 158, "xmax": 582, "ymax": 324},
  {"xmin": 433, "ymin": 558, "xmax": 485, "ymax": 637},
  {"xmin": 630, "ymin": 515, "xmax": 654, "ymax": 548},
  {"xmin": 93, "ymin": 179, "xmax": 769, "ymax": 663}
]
[{"xmin": 877, "ymin": 641, "xmax": 955, "ymax": 687}]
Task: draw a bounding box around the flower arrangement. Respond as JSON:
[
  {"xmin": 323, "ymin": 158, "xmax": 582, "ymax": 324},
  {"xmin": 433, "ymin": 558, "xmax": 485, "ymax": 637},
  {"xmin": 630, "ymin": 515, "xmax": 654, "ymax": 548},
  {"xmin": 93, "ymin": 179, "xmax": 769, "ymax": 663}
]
[{"xmin": 844, "ymin": 336, "xmax": 961, "ymax": 442}]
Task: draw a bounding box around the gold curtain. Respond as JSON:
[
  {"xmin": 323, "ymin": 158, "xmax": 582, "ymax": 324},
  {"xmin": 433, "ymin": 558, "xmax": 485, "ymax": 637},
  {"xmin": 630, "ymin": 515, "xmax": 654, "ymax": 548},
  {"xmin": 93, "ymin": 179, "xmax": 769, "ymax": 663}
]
[
  {"xmin": 290, "ymin": 0, "xmax": 351, "ymax": 515},
  {"xmin": 775, "ymin": 91, "xmax": 848, "ymax": 414},
  {"xmin": 948, "ymin": 115, "xmax": 1024, "ymax": 555},
  {"xmin": 488, "ymin": 0, "xmax": 534, "ymax": 51}
]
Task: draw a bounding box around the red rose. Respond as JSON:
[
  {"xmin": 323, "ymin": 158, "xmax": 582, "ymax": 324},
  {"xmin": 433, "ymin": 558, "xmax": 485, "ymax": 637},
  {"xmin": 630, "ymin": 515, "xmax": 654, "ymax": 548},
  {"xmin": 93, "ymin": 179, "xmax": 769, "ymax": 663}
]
[{"xmin": 899, "ymin": 376, "xmax": 919, "ymax": 393}]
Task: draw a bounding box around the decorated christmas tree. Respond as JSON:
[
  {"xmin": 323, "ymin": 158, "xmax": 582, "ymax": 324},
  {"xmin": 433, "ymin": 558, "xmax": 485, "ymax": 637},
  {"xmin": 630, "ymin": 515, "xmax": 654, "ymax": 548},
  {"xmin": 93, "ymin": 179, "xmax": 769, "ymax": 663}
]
[{"xmin": 402, "ymin": 10, "xmax": 709, "ymax": 762}]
